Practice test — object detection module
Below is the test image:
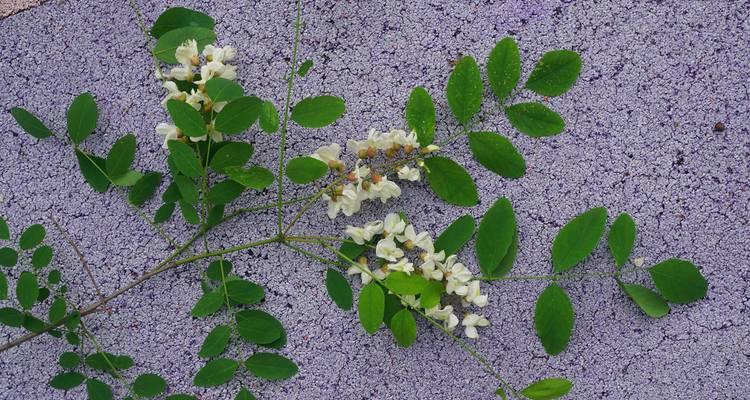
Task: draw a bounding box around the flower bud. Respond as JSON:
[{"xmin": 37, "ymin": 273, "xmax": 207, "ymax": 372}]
[
  {"xmin": 358, "ymin": 148, "xmax": 368, "ymax": 159},
  {"xmin": 404, "ymin": 240, "xmax": 415, "ymax": 250},
  {"xmin": 403, "ymin": 144, "xmax": 414, "ymax": 154},
  {"xmin": 371, "ymin": 173, "xmax": 382, "ymax": 183},
  {"xmin": 366, "ymin": 147, "xmax": 377, "ymax": 158},
  {"xmin": 358, "ymin": 256, "xmax": 368, "ymax": 265},
  {"xmin": 361, "ymin": 180, "xmax": 371, "ymax": 191},
  {"xmin": 191, "ymin": 55, "xmax": 200, "ymax": 66}
]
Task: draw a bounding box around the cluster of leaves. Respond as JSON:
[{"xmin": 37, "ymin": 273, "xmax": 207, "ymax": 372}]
[{"xmin": 402, "ymin": 38, "xmax": 581, "ymax": 207}]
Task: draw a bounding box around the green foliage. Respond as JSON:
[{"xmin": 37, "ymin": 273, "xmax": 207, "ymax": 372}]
[
  {"xmin": 384, "ymin": 271, "xmax": 427, "ymax": 295},
  {"xmin": 209, "ymin": 142, "xmax": 253, "ymax": 173},
  {"xmin": 297, "ymin": 59, "xmax": 313, "ymax": 77},
  {"xmin": 16, "ymin": 271, "xmax": 39, "ymax": 309},
  {"xmin": 0, "ymin": 247, "xmax": 18, "ymax": 267},
  {"xmin": 49, "ymin": 372, "xmax": 86, "ymax": 390},
  {"xmin": 154, "ymin": 202, "xmax": 176, "ymax": 223},
  {"xmin": 191, "ymin": 291, "xmax": 224, "ymax": 317},
  {"xmin": 85, "ymin": 352, "xmax": 134, "ymax": 372},
  {"xmin": 31, "ymin": 245, "xmax": 54, "ymax": 268},
  {"xmin": 434, "ymin": 215, "xmax": 475, "ymax": 256},
  {"xmin": 75, "ymin": 150, "xmax": 110, "ymax": 192},
  {"xmin": 174, "ymin": 175, "xmax": 199, "ymax": 204},
  {"xmin": 133, "ymin": 373, "xmax": 166, "ymax": 397},
  {"xmin": 535, "ymin": 283, "xmax": 574, "ymax": 355},
  {"xmin": 167, "ymin": 99, "xmax": 207, "ymax": 137},
  {"xmin": 168, "ymin": 141, "xmax": 203, "ymax": 177},
  {"xmin": 194, "ymin": 358, "xmax": 239, "ymax": 387},
  {"xmin": 520, "ymin": 378, "xmax": 573, "ymax": 400},
  {"xmin": 476, "ymin": 197, "xmax": 516, "ymax": 277},
  {"xmin": 0, "ymin": 271, "xmax": 7, "ymax": 300},
  {"xmin": 153, "ymin": 27, "xmax": 216, "ymax": 63},
  {"xmin": 620, "ymin": 283, "xmax": 669, "ymax": 318},
  {"xmin": 199, "ymin": 325, "xmax": 232, "ymax": 358},
  {"xmin": 215, "ymin": 96, "xmax": 262, "ymax": 134},
  {"xmin": 487, "ymin": 37, "xmax": 521, "ymax": 102},
  {"xmin": 205, "ymin": 78, "xmax": 244, "ymax": 103},
  {"xmin": 446, "ymin": 56, "xmax": 483, "ymax": 124},
  {"xmin": 236, "ymin": 310, "xmax": 283, "ymax": 345},
  {"xmin": 291, "ymin": 95, "xmax": 346, "ymax": 128},
  {"xmin": 225, "ymin": 166, "xmax": 275, "ymax": 189},
  {"xmin": 58, "ymin": 352, "xmax": 81, "ymax": 369},
  {"xmin": 259, "ymin": 101, "xmax": 280, "ymax": 133},
  {"xmin": 649, "ymin": 259, "xmax": 708, "ymax": 304},
  {"xmin": 10, "ymin": 107, "xmax": 54, "ymax": 139},
  {"xmin": 48, "ymin": 297, "xmax": 67, "ymax": 323},
  {"xmin": 418, "ymin": 281, "xmax": 444, "ymax": 309},
  {"xmin": 505, "ymin": 102, "xmax": 565, "ymax": 137},
  {"xmin": 67, "ymin": 92, "xmax": 98, "ymax": 145},
  {"xmin": 405, "ymin": 86, "xmax": 436, "ymax": 146},
  {"xmin": 224, "ymin": 280, "xmax": 264, "ymax": 304},
  {"xmin": 325, "ymin": 268, "xmax": 353, "ymax": 310},
  {"xmin": 0, "ymin": 216, "xmax": 8, "ymax": 239},
  {"xmin": 179, "ymin": 201, "xmax": 200, "ymax": 224},
  {"xmin": 244, "ymin": 353, "xmax": 298, "ymax": 381},
  {"xmin": 607, "ymin": 213, "xmax": 636, "ymax": 269},
  {"xmin": 150, "ymin": 7, "xmax": 214, "ymax": 38},
  {"xmin": 468, "ymin": 132, "xmax": 526, "ymax": 178},
  {"xmin": 551, "ymin": 207, "xmax": 607, "ymax": 273},
  {"xmin": 0, "ymin": 307, "xmax": 24, "ymax": 327},
  {"xmin": 390, "ymin": 309, "xmax": 417, "ymax": 348},
  {"xmin": 207, "ymin": 180, "xmax": 245, "ymax": 204},
  {"xmin": 129, "ymin": 172, "xmax": 163, "ymax": 206},
  {"xmin": 20, "ymin": 224, "xmax": 45, "ymax": 250},
  {"xmin": 422, "ymin": 157, "xmax": 478, "ymax": 207},
  {"xmin": 106, "ymin": 134, "xmax": 137, "ymax": 179},
  {"xmin": 358, "ymin": 281, "xmax": 385, "ymax": 334},
  {"xmin": 207, "ymin": 260, "xmax": 233, "ymax": 280},
  {"xmin": 86, "ymin": 378, "xmax": 114, "ymax": 400},
  {"xmin": 525, "ymin": 50, "xmax": 582, "ymax": 97},
  {"xmin": 286, "ymin": 156, "xmax": 328, "ymax": 184}
]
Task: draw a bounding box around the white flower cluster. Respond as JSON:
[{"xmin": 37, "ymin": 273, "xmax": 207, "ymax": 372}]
[
  {"xmin": 154, "ymin": 40, "xmax": 239, "ymax": 148},
  {"xmin": 313, "ymin": 129, "xmax": 440, "ymax": 219},
  {"xmin": 345, "ymin": 213, "xmax": 490, "ymax": 339}
]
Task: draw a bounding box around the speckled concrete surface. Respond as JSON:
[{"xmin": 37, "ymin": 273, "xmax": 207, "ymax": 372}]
[
  {"xmin": 0, "ymin": 0, "xmax": 44, "ymax": 18},
  {"xmin": 1, "ymin": 0, "xmax": 749, "ymax": 399}
]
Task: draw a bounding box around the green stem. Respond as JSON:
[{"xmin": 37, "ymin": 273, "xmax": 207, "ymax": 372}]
[
  {"xmin": 79, "ymin": 320, "xmax": 140, "ymax": 399},
  {"xmin": 169, "ymin": 236, "xmax": 281, "ymax": 267}
]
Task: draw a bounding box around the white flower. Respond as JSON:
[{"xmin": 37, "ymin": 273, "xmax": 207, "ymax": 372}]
[
  {"xmin": 382, "ymin": 213, "xmax": 406, "ymax": 236},
  {"xmin": 186, "ymin": 89, "xmax": 207, "ymax": 111},
  {"xmin": 194, "ymin": 61, "xmax": 237, "ymax": 85},
  {"xmin": 426, "ymin": 305, "xmax": 459, "ymax": 331},
  {"xmin": 371, "ymin": 176, "xmax": 401, "ymax": 203},
  {"xmin": 160, "ymin": 81, "xmax": 187, "ymax": 107},
  {"xmin": 310, "ymin": 143, "xmax": 341, "ymax": 166},
  {"xmin": 156, "ymin": 123, "xmax": 180, "ymax": 149},
  {"xmin": 168, "ymin": 64, "xmax": 193, "ymax": 81},
  {"xmin": 400, "ymin": 295, "xmax": 420, "ymax": 308},
  {"xmin": 397, "ymin": 165, "xmax": 421, "ymax": 181},
  {"xmin": 462, "ymin": 313, "xmax": 490, "ymax": 339},
  {"xmin": 375, "ymin": 236, "xmax": 403, "ymax": 262},
  {"xmin": 363, "ymin": 220, "xmax": 384, "ymax": 236},
  {"xmin": 345, "ymin": 222, "xmax": 380, "ymax": 245},
  {"xmin": 175, "ymin": 39, "xmax": 199, "ymax": 66},
  {"xmin": 443, "ymin": 255, "xmax": 472, "ymax": 296},
  {"xmin": 387, "ymin": 257, "xmax": 414, "ymax": 275},
  {"xmin": 463, "ymin": 280, "xmax": 488, "ymax": 307},
  {"xmin": 419, "ymin": 250, "xmax": 445, "ymax": 281},
  {"xmin": 203, "ymin": 44, "xmax": 237, "ymax": 63},
  {"xmin": 188, "ymin": 126, "xmax": 223, "ymax": 144},
  {"xmin": 397, "ymin": 225, "xmax": 432, "ymax": 251},
  {"xmin": 340, "ymin": 184, "xmax": 364, "ymax": 217},
  {"xmin": 391, "ymin": 129, "xmax": 418, "ymax": 147},
  {"xmin": 423, "ymin": 144, "xmax": 440, "ymax": 153},
  {"xmin": 347, "ymin": 262, "xmax": 373, "ymax": 285}
]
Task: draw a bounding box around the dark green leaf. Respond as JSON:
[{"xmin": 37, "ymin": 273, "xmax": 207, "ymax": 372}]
[
  {"xmin": 0, "ymin": 271, "xmax": 6, "ymax": 300},
  {"xmin": 167, "ymin": 99, "xmax": 207, "ymax": 137},
  {"xmin": 419, "ymin": 281, "xmax": 443, "ymax": 309},
  {"xmin": 67, "ymin": 92, "xmax": 98, "ymax": 145},
  {"xmin": 207, "ymin": 180, "xmax": 245, "ymax": 204},
  {"xmin": 10, "ymin": 107, "xmax": 54, "ymax": 139},
  {"xmin": 17, "ymin": 271, "xmax": 39, "ymax": 309},
  {"xmin": 23, "ymin": 314, "xmax": 45, "ymax": 332},
  {"xmin": 496, "ymin": 387, "xmax": 508, "ymax": 399},
  {"xmin": 162, "ymin": 180, "xmax": 181, "ymax": 202},
  {"xmin": 179, "ymin": 201, "xmax": 200, "ymax": 225},
  {"xmin": 48, "ymin": 297, "xmax": 67, "ymax": 323},
  {"xmin": 167, "ymin": 395, "xmax": 198, "ymax": 400},
  {"xmin": 259, "ymin": 101, "xmax": 279, "ymax": 133},
  {"xmin": 0, "ymin": 307, "xmax": 23, "ymax": 327},
  {"xmin": 48, "ymin": 269, "xmax": 62, "ymax": 285},
  {"xmin": 525, "ymin": 50, "xmax": 582, "ymax": 97},
  {"xmin": 199, "ymin": 325, "xmax": 232, "ymax": 358},
  {"xmin": 75, "ymin": 150, "xmax": 109, "ymax": 192},
  {"xmin": 106, "ymin": 134, "xmax": 136, "ymax": 178},
  {"xmin": 383, "ymin": 293, "xmax": 404, "ymax": 328},
  {"xmin": 174, "ymin": 175, "xmax": 199, "ymax": 204},
  {"xmin": 390, "ymin": 309, "xmax": 417, "ymax": 348},
  {"xmin": 64, "ymin": 311, "xmax": 81, "ymax": 331},
  {"xmin": 111, "ymin": 170, "xmax": 143, "ymax": 187},
  {"xmin": 214, "ymin": 96, "xmax": 262, "ymax": 134},
  {"xmin": 150, "ymin": 7, "xmax": 214, "ymax": 38},
  {"xmin": 236, "ymin": 310, "xmax": 281, "ymax": 344},
  {"xmin": 205, "ymin": 78, "xmax": 244, "ymax": 103},
  {"xmin": 244, "ymin": 353, "xmax": 298, "ymax": 381},
  {"xmin": 209, "ymin": 142, "xmax": 253, "ymax": 173},
  {"xmin": 552, "ymin": 207, "xmax": 607, "ymax": 273},
  {"xmin": 225, "ymin": 166, "xmax": 275, "ymax": 189},
  {"xmin": 167, "ymin": 140, "xmax": 203, "ymax": 177},
  {"xmin": 194, "ymin": 358, "xmax": 239, "ymax": 387},
  {"xmin": 534, "ymin": 283, "xmax": 574, "ymax": 355},
  {"xmin": 86, "ymin": 378, "xmax": 113, "ymax": 400},
  {"xmin": 129, "ymin": 172, "xmax": 162, "ymax": 206},
  {"xmin": 325, "ymin": 268, "xmax": 353, "ymax": 310},
  {"xmin": 207, "ymin": 260, "xmax": 233, "ymax": 280},
  {"xmin": 291, "ymin": 95, "xmax": 346, "ymax": 128},
  {"xmin": 0, "ymin": 247, "xmax": 18, "ymax": 267},
  {"xmin": 422, "ymin": 157, "xmax": 478, "ymax": 207},
  {"xmin": 649, "ymin": 259, "xmax": 708, "ymax": 304},
  {"xmin": 297, "ymin": 59, "xmax": 313, "ymax": 77},
  {"xmin": 154, "ymin": 27, "xmax": 216, "ymax": 64},
  {"xmin": 191, "ymin": 291, "xmax": 224, "ymax": 317},
  {"xmin": 405, "ymin": 86, "xmax": 436, "ymax": 146},
  {"xmin": 154, "ymin": 202, "xmax": 176, "ymax": 223},
  {"xmin": 58, "ymin": 352, "xmax": 81, "ymax": 369},
  {"xmin": 133, "ymin": 373, "xmax": 166, "ymax": 397},
  {"xmin": 434, "ymin": 215, "xmax": 475, "ymax": 256},
  {"xmin": 0, "ymin": 216, "xmax": 8, "ymax": 240},
  {"xmin": 505, "ymin": 102, "xmax": 565, "ymax": 137},
  {"xmin": 286, "ymin": 156, "xmax": 328, "ymax": 184},
  {"xmin": 384, "ymin": 272, "xmax": 428, "ymax": 295},
  {"xmin": 476, "ymin": 197, "xmax": 516, "ymax": 277},
  {"xmin": 338, "ymin": 240, "xmax": 367, "ymax": 265},
  {"xmin": 494, "ymin": 231, "xmax": 518, "ymax": 278},
  {"xmin": 468, "ymin": 132, "xmax": 526, "ymax": 178},
  {"xmin": 446, "ymin": 56, "xmax": 482, "ymax": 124},
  {"xmin": 65, "ymin": 332, "xmax": 81, "ymax": 345},
  {"xmin": 49, "ymin": 372, "xmax": 86, "ymax": 390},
  {"xmin": 608, "ymin": 213, "xmax": 636, "ymax": 269},
  {"xmin": 20, "ymin": 223, "xmax": 45, "ymax": 250},
  {"xmin": 85, "ymin": 352, "xmax": 134, "ymax": 372},
  {"xmin": 620, "ymin": 283, "xmax": 670, "ymax": 318},
  {"xmin": 520, "ymin": 378, "xmax": 573, "ymax": 400},
  {"xmin": 358, "ymin": 282, "xmax": 385, "ymax": 334},
  {"xmin": 31, "ymin": 245, "xmax": 53, "ymax": 268},
  {"xmin": 224, "ymin": 280, "xmax": 264, "ymax": 304},
  {"xmin": 487, "ymin": 37, "xmax": 521, "ymax": 102}
]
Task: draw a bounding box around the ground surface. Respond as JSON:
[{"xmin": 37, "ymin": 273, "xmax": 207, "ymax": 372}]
[{"xmin": 1, "ymin": 0, "xmax": 749, "ymax": 399}]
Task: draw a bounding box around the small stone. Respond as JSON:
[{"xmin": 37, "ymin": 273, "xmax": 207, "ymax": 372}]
[
  {"xmin": 633, "ymin": 257, "xmax": 646, "ymax": 267},
  {"xmin": 714, "ymin": 122, "xmax": 726, "ymax": 132}
]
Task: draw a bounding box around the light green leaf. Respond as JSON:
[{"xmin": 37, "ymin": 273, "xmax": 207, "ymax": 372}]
[
  {"xmin": 174, "ymin": 175, "xmax": 199, "ymax": 204},
  {"xmin": 520, "ymin": 378, "xmax": 573, "ymax": 400},
  {"xmin": 236, "ymin": 310, "xmax": 282, "ymax": 344},
  {"xmin": 0, "ymin": 307, "xmax": 24, "ymax": 327},
  {"xmin": 129, "ymin": 172, "xmax": 163, "ymax": 206},
  {"xmin": 405, "ymin": 86, "xmax": 436, "ymax": 146},
  {"xmin": 154, "ymin": 202, "xmax": 176, "ymax": 224},
  {"xmin": 649, "ymin": 259, "xmax": 708, "ymax": 304},
  {"xmin": 224, "ymin": 280, "xmax": 264, "ymax": 304},
  {"xmin": 49, "ymin": 372, "xmax": 86, "ymax": 390},
  {"xmin": 384, "ymin": 271, "xmax": 428, "ymax": 295},
  {"xmin": 468, "ymin": 132, "xmax": 526, "ymax": 178},
  {"xmin": 286, "ymin": 156, "xmax": 328, "ymax": 184},
  {"xmin": 207, "ymin": 180, "xmax": 245, "ymax": 204},
  {"xmin": 133, "ymin": 374, "xmax": 166, "ymax": 398},
  {"xmin": 199, "ymin": 325, "xmax": 232, "ymax": 358},
  {"xmin": 179, "ymin": 201, "xmax": 200, "ymax": 224},
  {"xmin": 525, "ymin": 50, "xmax": 582, "ymax": 97},
  {"xmin": 487, "ymin": 37, "xmax": 521, "ymax": 102},
  {"xmin": 194, "ymin": 358, "xmax": 239, "ymax": 388},
  {"xmin": 552, "ymin": 207, "xmax": 608, "ymax": 273},
  {"xmin": 259, "ymin": 101, "xmax": 279, "ymax": 133},
  {"xmin": 291, "ymin": 95, "xmax": 346, "ymax": 128},
  {"xmin": 422, "ymin": 157, "xmax": 478, "ymax": 207},
  {"xmin": 297, "ymin": 59, "xmax": 313, "ymax": 77},
  {"xmin": 86, "ymin": 378, "xmax": 113, "ymax": 400},
  {"xmin": 75, "ymin": 150, "xmax": 109, "ymax": 192},
  {"xmin": 17, "ymin": 271, "xmax": 39, "ymax": 309},
  {"xmin": 225, "ymin": 166, "xmax": 275, "ymax": 190},
  {"xmin": 390, "ymin": 309, "xmax": 417, "ymax": 348},
  {"xmin": 205, "ymin": 77, "xmax": 244, "ymax": 103},
  {"xmin": 245, "ymin": 353, "xmax": 298, "ymax": 381},
  {"xmin": 191, "ymin": 291, "xmax": 224, "ymax": 317},
  {"xmin": 67, "ymin": 92, "xmax": 98, "ymax": 145},
  {"xmin": 214, "ymin": 96, "xmax": 262, "ymax": 134},
  {"xmin": 419, "ymin": 281, "xmax": 444, "ymax": 309},
  {"xmin": 31, "ymin": 245, "xmax": 53, "ymax": 268},
  {"xmin": 209, "ymin": 142, "xmax": 253, "ymax": 173},
  {"xmin": 106, "ymin": 134, "xmax": 136, "ymax": 179},
  {"xmin": 168, "ymin": 141, "xmax": 203, "ymax": 177},
  {"xmin": 505, "ymin": 102, "xmax": 565, "ymax": 137},
  {"xmin": 620, "ymin": 283, "xmax": 670, "ymax": 318},
  {"xmin": 476, "ymin": 197, "xmax": 516, "ymax": 277},
  {"xmin": 150, "ymin": 7, "xmax": 214, "ymax": 38},
  {"xmin": 608, "ymin": 213, "xmax": 636, "ymax": 269},
  {"xmin": 446, "ymin": 56, "xmax": 483, "ymax": 124},
  {"xmin": 48, "ymin": 297, "xmax": 67, "ymax": 323},
  {"xmin": 534, "ymin": 283, "xmax": 574, "ymax": 355},
  {"xmin": 58, "ymin": 352, "xmax": 81, "ymax": 369},
  {"xmin": 434, "ymin": 215, "xmax": 475, "ymax": 256},
  {"xmin": 325, "ymin": 268, "xmax": 353, "ymax": 310},
  {"xmin": 167, "ymin": 99, "xmax": 207, "ymax": 137},
  {"xmin": 154, "ymin": 27, "xmax": 216, "ymax": 64},
  {"xmin": 111, "ymin": 170, "xmax": 143, "ymax": 187},
  {"xmin": 358, "ymin": 282, "xmax": 385, "ymax": 334},
  {"xmin": 0, "ymin": 216, "xmax": 8, "ymax": 240},
  {"xmin": 0, "ymin": 247, "xmax": 18, "ymax": 267},
  {"xmin": 10, "ymin": 107, "xmax": 54, "ymax": 139}
]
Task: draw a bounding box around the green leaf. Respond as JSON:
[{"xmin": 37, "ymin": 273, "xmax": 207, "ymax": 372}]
[
  {"xmin": 383, "ymin": 293, "xmax": 404, "ymax": 328},
  {"xmin": 0, "ymin": 307, "xmax": 24, "ymax": 327},
  {"xmin": 31, "ymin": 245, "xmax": 54, "ymax": 268},
  {"xmin": 418, "ymin": 281, "xmax": 444, "ymax": 309},
  {"xmin": 75, "ymin": 150, "xmax": 110, "ymax": 192},
  {"xmin": 85, "ymin": 352, "xmax": 133, "ymax": 372},
  {"xmin": 58, "ymin": 352, "xmax": 81, "ymax": 369},
  {"xmin": 194, "ymin": 358, "xmax": 239, "ymax": 387},
  {"xmin": 325, "ymin": 268, "xmax": 353, "ymax": 310},
  {"xmin": 405, "ymin": 86, "xmax": 436, "ymax": 146},
  {"xmin": 174, "ymin": 175, "xmax": 199, "ymax": 204},
  {"xmin": 259, "ymin": 101, "xmax": 280, "ymax": 133},
  {"xmin": 286, "ymin": 156, "xmax": 328, "ymax": 184},
  {"xmin": 86, "ymin": 378, "xmax": 113, "ymax": 400},
  {"xmin": 179, "ymin": 201, "xmax": 200, "ymax": 224},
  {"xmin": 111, "ymin": 170, "xmax": 143, "ymax": 187},
  {"xmin": 19, "ymin": 224, "xmax": 45, "ymax": 250},
  {"xmin": 214, "ymin": 96, "xmax": 262, "ymax": 134},
  {"xmin": 167, "ymin": 99, "xmax": 207, "ymax": 137},
  {"xmin": 649, "ymin": 259, "xmax": 708, "ymax": 304},
  {"xmin": 48, "ymin": 269, "xmax": 62, "ymax": 284},
  {"xmin": 495, "ymin": 231, "xmax": 519, "ymax": 278},
  {"xmin": 505, "ymin": 102, "xmax": 565, "ymax": 137},
  {"xmin": 65, "ymin": 332, "xmax": 81, "ymax": 345},
  {"xmin": 67, "ymin": 92, "xmax": 98, "ymax": 145},
  {"xmin": 0, "ymin": 247, "xmax": 18, "ymax": 267},
  {"xmin": 384, "ymin": 272, "xmax": 428, "ymax": 295},
  {"xmin": 239, "ymin": 310, "xmax": 287, "ymax": 350},
  {"xmin": 358, "ymin": 282, "xmax": 385, "ymax": 334},
  {"xmin": 0, "ymin": 216, "xmax": 8, "ymax": 240},
  {"xmin": 64, "ymin": 311, "xmax": 81, "ymax": 331},
  {"xmin": 390, "ymin": 309, "xmax": 417, "ymax": 348},
  {"xmin": 205, "ymin": 77, "xmax": 244, "ymax": 103},
  {"xmin": 496, "ymin": 387, "xmax": 508, "ymax": 399},
  {"xmin": 487, "ymin": 37, "xmax": 521, "ymax": 102},
  {"xmin": 150, "ymin": 7, "xmax": 214, "ymax": 38},
  {"xmin": 207, "ymin": 180, "xmax": 245, "ymax": 204},
  {"xmin": 446, "ymin": 56, "xmax": 483, "ymax": 124},
  {"xmin": 23, "ymin": 314, "xmax": 45, "ymax": 332},
  {"xmin": 154, "ymin": 202, "xmax": 176, "ymax": 223},
  {"xmin": 153, "ymin": 27, "xmax": 216, "ymax": 64},
  {"xmin": 525, "ymin": 50, "xmax": 582, "ymax": 97},
  {"xmin": 520, "ymin": 378, "xmax": 574, "ymax": 400},
  {"xmin": 133, "ymin": 374, "xmax": 166, "ymax": 398},
  {"xmin": 338, "ymin": 241, "xmax": 367, "ymax": 265},
  {"xmin": 167, "ymin": 140, "xmax": 203, "ymax": 177},
  {"xmin": 106, "ymin": 133, "xmax": 136, "ymax": 179},
  {"xmin": 128, "ymin": 172, "xmax": 163, "ymax": 206},
  {"xmin": 422, "ymin": 157, "xmax": 478, "ymax": 207},
  {"xmin": 476, "ymin": 197, "xmax": 516, "ymax": 277},
  {"xmin": 0, "ymin": 271, "xmax": 6, "ymax": 300},
  {"xmin": 552, "ymin": 207, "xmax": 608, "ymax": 273},
  {"xmin": 17, "ymin": 271, "xmax": 39, "ymax": 309},
  {"xmin": 48, "ymin": 297, "xmax": 67, "ymax": 323},
  {"xmin": 49, "ymin": 372, "xmax": 86, "ymax": 390},
  {"xmin": 199, "ymin": 325, "xmax": 232, "ymax": 358},
  {"xmin": 434, "ymin": 215, "xmax": 475, "ymax": 256},
  {"xmin": 534, "ymin": 283, "xmax": 574, "ymax": 356},
  {"xmin": 291, "ymin": 95, "xmax": 346, "ymax": 128},
  {"xmin": 468, "ymin": 132, "xmax": 526, "ymax": 178},
  {"xmin": 225, "ymin": 166, "xmax": 275, "ymax": 189},
  {"xmin": 191, "ymin": 291, "xmax": 224, "ymax": 317},
  {"xmin": 297, "ymin": 59, "xmax": 313, "ymax": 77},
  {"xmin": 608, "ymin": 213, "xmax": 636, "ymax": 269},
  {"xmin": 210, "ymin": 142, "xmax": 253, "ymax": 173},
  {"xmin": 206, "ymin": 260, "xmax": 233, "ymax": 280},
  {"xmin": 167, "ymin": 395, "xmax": 198, "ymax": 400},
  {"xmin": 236, "ymin": 310, "xmax": 282, "ymax": 344},
  {"xmin": 620, "ymin": 283, "xmax": 670, "ymax": 318},
  {"xmin": 10, "ymin": 107, "xmax": 54, "ymax": 139},
  {"xmin": 245, "ymin": 353, "xmax": 298, "ymax": 381},
  {"xmin": 224, "ymin": 280, "xmax": 264, "ymax": 304}
]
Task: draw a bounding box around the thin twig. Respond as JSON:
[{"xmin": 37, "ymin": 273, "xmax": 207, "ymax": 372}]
[{"xmin": 48, "ymin": 214, "xmax": 104, "ymax": 299}]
